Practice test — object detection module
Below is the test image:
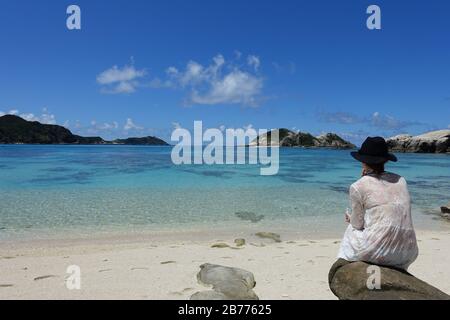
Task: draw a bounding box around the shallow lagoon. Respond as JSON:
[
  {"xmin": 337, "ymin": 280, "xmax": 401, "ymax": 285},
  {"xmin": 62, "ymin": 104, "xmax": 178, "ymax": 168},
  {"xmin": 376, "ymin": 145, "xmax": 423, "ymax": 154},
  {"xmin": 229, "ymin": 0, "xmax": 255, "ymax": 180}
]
[{"xmin": 0, "ymin": 145, "xmax": 449, "ymax": 240}]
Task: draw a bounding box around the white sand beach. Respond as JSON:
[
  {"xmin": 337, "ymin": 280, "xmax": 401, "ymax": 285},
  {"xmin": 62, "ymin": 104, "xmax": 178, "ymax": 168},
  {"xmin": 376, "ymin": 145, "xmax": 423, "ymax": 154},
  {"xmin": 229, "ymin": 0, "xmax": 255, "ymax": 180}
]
[{"xmin": 1, "ymin": 229, "xmax": 449, "ymax": 300}]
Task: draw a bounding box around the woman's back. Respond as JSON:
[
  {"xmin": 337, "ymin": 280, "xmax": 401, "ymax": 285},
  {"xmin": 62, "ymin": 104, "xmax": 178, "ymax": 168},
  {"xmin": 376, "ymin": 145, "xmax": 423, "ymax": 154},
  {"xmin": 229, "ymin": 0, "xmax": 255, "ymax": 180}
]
[
  {"xmin": 339, "ymin": 172, "xmax": 419, "ymax": 270},
  {"xmin": 354, "ymin": 172, "xmax": 413, "ymax": 229}
]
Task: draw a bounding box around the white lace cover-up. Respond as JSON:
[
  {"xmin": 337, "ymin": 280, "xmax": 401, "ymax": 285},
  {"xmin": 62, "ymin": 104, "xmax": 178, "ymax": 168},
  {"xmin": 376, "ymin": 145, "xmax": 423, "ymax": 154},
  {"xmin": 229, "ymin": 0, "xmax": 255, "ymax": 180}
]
[{"xmin": 338, "ymin": 172, "xmax": 419, "ymax": 270}]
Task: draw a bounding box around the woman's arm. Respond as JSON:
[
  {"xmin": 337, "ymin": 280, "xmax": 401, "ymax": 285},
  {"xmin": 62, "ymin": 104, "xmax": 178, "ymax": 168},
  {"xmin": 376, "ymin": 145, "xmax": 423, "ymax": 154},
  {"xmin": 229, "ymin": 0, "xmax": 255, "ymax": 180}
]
[{"xmin": 349, "ymin": 185, "xmax": 365, "ymax": 230}]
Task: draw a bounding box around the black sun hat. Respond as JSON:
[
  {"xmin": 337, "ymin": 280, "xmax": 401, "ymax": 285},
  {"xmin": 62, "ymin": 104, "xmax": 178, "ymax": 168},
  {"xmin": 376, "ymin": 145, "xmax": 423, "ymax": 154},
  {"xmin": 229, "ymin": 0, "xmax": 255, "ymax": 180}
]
[{"xmin": 351, "ymin": 137, "xmax": 397, "ymax": 164}]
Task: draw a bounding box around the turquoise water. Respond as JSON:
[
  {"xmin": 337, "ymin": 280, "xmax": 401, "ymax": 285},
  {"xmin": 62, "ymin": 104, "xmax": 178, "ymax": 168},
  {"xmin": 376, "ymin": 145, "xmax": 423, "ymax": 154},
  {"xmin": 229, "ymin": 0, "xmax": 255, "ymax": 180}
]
[{"xmin": 0, "ymin": 145, "xmax": 449, "ymax": 240}]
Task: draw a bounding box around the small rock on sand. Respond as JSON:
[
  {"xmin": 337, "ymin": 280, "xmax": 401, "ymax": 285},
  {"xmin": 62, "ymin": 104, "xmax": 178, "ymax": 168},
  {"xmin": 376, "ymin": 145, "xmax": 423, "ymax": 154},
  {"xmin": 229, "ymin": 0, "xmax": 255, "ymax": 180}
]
[
  {"xmin": 255, "ymin": 232, "xmax": 281, "ymax": 243},
  {"xmin": 34, "ymin": 275, "xmax": 57, "ymax": 281},
  {"xmin": 234, "ymin": 238, "xmax": 246, "ymax": 247},
  {"xmin": 250, "ymin": 243, "xmax": 266, "ymax": 247},
  {"xmin": 211, "ymin": 243, "xmax": 230, "ymax": 248}
]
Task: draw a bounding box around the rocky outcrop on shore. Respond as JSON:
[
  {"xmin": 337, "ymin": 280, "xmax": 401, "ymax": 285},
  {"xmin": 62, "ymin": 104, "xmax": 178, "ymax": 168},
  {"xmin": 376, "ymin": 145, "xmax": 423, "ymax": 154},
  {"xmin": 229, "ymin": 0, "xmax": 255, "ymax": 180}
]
[
  {"xmin": 249, "ymin": 129, "xmax": 355, "ymax": 149},
  {"xmin": 387, "ymin": 130, "xmax": 450, "ymax": 153},
  {"xmin": 190, "ymin": 263, "xmax": 259, "ymax": 300},
  {"xmin": 328, "ymin": 259, "xmax": 450, "ymax": 300},
  {"xmin": 441, "ymin": 202, "xmax": 450, "ymax": 220}
]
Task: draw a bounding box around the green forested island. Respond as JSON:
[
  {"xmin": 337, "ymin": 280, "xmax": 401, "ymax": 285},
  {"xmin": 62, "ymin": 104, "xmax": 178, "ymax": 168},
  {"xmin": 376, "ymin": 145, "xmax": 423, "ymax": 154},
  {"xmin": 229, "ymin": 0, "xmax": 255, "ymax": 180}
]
[{"xmin": 0, "ymin": 115, "xmax": 169, "ymax": 145}]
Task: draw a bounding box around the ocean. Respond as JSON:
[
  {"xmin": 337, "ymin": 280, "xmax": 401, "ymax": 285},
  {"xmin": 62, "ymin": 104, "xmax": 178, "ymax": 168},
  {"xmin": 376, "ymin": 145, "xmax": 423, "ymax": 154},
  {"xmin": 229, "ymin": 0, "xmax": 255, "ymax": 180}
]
[{"xmin": 0, "ymin": 145, "xmax": 449, "ymax": 241}]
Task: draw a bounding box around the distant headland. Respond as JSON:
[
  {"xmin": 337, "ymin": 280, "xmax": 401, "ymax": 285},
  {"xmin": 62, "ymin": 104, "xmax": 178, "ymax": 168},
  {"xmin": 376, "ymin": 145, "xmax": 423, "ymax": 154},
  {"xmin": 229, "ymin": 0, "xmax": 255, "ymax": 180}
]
[{"xmin": 0, "ymin": 115, "xmax": 169, "ymax": 145}]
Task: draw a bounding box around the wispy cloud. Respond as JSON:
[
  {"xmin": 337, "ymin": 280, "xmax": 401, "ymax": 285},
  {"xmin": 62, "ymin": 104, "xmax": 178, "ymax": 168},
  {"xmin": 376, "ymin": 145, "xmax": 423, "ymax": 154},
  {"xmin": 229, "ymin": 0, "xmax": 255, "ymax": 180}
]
[
  {"xmin": 96, "ymin": 62, "xmax": 146, "ymax": 94},
  {"xmin": 317, "ymin": 111, "xmax": 363, "ymax": 125},
  {"xmin": 272, "ymin": 61, "xmax": 296, "ymax": 74},
  {"xmin": 66, "ymin": 118, "xmax": 148, "ymax": 139},
  {"xmin": 369, "ymin": 112, "xmax": 422, "ymax": 131},
  {"xmin": 317, "ymin": 110, "xmax": 425, "ymax": 131},
  {"xmin": 247, "ymin": 55, "xmax": 260, "ymax": 71}
]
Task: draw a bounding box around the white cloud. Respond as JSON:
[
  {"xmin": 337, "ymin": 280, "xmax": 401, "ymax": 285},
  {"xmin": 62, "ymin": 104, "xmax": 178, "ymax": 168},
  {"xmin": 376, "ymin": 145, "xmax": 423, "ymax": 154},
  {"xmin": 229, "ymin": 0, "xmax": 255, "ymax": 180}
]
[
  {"xmin": 40, "ymin": 112, "xmax": 56, "ymax": 124},
  {"xmin": 69, "ymin": 118, "xmax": 145, "ymax": 138},
  {"xmin": 3, "ymin": 108, "xmax": 58, "ymax": 124},
  {"xmin": 164, "ymin": 54, "xmax": 263, "ymax": 106},
  {"xmin": 191, "ymin": 69, "xmax": 262, "ymax": 106},
  {"xmin": 124, "ymin": 118, "xmax": 143, "ymax": 131},
  {"xmin": 96, "ymin": 63, "xmax": 146, "ymax": 94},
  {"xmin": 97, "ymin": 65, "xmax": 145, "ymax": 84},
  {"xmin": 98, "ymin": 121, "xmax": 119, "ymax": 130},
  {"xmin": 18, "ymin": 113, "xmax": 37, "ymax": 121},
  {"xmin": 178, "ymin": 61, "xmax": 205, "ymax": 87},
  {"xmin": 166, "ymin": 66, "xmax": 179, "ymax": 75},
  {"xmin": 172, "ymin": 122, "xmax": 182, "ymax": 129},
  {"xmin": 247, "ymin": 55, "xmax": 260, "ymax": 71}
]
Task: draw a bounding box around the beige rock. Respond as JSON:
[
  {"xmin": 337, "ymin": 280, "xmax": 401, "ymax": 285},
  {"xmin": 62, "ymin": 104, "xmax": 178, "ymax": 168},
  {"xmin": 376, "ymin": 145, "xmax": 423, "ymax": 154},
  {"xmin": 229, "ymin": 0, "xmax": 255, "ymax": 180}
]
[
  {"xmin": 328, "ymin": 259, "xmax": 450, "ymax": 300},
  {"xmin": 190, "ymin": 263, "xmax": 259, "ymax": 300}
]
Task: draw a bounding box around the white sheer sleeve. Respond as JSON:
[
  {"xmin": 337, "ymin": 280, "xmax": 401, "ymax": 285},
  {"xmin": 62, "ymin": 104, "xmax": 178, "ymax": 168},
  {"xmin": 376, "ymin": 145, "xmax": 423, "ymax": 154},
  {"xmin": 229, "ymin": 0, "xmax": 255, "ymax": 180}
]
[{"xmin": 349, "ymin": 184, "xmax": 365, "ymax": 230}]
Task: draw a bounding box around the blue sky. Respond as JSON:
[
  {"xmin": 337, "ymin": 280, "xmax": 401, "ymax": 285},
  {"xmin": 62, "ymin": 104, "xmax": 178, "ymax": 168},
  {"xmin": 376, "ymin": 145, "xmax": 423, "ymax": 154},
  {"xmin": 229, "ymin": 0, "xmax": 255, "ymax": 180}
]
[{"xmin": 0, "ymin": 0, "xmax": 449, "ymax": 144}]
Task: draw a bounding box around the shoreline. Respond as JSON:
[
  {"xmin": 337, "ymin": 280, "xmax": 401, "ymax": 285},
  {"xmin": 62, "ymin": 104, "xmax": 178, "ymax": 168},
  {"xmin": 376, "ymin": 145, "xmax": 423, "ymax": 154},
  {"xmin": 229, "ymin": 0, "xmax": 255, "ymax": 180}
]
[
  {"xmin": 1, "ymin": 218, "xmax": 448, "ymax": 249},
  {"xmin": 1, "ymin": 228, "xmax": 449, "ymax": 299}
]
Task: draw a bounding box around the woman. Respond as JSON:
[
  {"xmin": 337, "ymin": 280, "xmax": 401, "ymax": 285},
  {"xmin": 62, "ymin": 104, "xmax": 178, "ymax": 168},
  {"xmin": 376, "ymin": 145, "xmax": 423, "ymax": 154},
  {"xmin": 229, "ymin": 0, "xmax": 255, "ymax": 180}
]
[{"xmin": 338, "ymin": 137, "xmax": 418, "ymax": 270}]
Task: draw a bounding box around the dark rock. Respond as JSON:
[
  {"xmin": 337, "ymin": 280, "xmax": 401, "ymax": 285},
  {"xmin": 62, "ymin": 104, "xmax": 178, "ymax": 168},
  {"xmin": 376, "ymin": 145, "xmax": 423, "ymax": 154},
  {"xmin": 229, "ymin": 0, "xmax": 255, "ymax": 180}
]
[
  {"xmin": 211, "ymin": 243, "xmax": 230, "ymax": 248},
  {"xmin": 441, "ymin": 203, "xmax": 450, "ymax": 214},
  {"xmin": 328, "ymin": 259, "xmax": 450, "ymax": 300},
  {"xmin": 33, "ymin": 275, "xmax": 58, "ymax": 281},
  {"xmin": 190, "ymin": 263, "xmax": 259, "ymax": 300}
]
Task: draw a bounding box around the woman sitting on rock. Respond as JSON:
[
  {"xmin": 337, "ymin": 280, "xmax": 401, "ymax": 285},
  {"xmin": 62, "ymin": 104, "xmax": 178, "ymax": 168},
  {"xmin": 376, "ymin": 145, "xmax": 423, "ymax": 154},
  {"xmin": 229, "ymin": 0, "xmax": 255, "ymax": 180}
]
[{"xmin": 338, "ymin": 137, "xmax": 419, "ymax": 270}]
